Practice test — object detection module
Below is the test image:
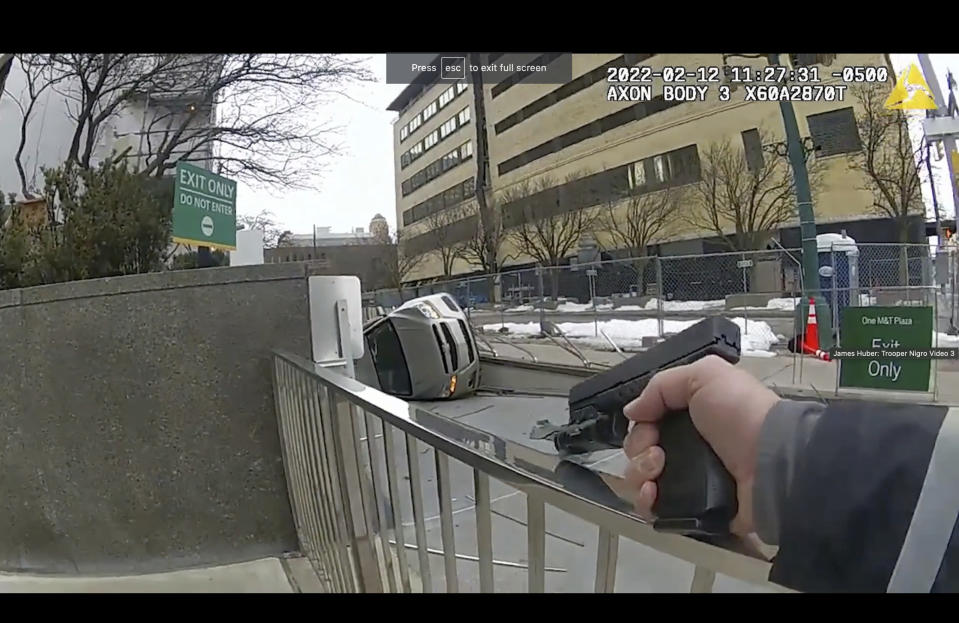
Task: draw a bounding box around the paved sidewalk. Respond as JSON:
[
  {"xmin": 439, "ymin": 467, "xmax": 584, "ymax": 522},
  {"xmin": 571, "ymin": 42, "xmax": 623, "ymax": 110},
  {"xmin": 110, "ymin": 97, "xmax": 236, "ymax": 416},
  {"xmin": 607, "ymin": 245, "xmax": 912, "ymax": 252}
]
[
  {"xmin": 483, "ymin": 340, "xmax": 959, "ymax": 405},
  {"xmin": 0, "ymin": 556, "xmax": 324, "ymax": 593}
]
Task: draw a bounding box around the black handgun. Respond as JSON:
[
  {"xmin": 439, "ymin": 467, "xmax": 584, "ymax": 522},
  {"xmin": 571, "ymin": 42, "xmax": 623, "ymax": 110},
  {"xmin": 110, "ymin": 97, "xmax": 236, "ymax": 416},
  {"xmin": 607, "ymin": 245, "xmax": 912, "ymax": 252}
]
[{"xmin": 533, "ymin": 317, "xmax": 741, "ymax": 537}]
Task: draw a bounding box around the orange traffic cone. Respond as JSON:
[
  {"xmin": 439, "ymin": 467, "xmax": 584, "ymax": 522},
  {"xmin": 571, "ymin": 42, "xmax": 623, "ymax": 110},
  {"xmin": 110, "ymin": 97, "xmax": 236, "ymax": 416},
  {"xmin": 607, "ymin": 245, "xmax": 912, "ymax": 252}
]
[{"xmin": 801, "ymin": 298, "xmax": 830, "ymax": 361}]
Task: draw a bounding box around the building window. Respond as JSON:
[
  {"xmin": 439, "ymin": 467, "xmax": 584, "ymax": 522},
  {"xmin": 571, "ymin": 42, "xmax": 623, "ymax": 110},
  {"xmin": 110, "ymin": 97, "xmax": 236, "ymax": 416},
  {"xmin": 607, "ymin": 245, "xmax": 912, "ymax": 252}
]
[
  {"xmin": 457, "ymin": 82, "xmax": 468, "ymax": 94},
  {"xmin": 667, "ymin": 144, "xmax": 701, "ymax": 184},
  {"xmin": 410, "ymin": 142, "xmax": 423, "ymax": 160},
  {"xmin": 460, "ymin": 140, "xmax": 473, "ymax": 159},
  {"xmin": 426, "ymin": 160, "xmax": 442, "ymax": 181},
  {"xmin": 440, "ymin": 117, "xmax": 457, "ymax": 139},
  {"xmin": 424, "ymin": 130, "xmax": 439, "ymax": 150},
  {"xmin": 422, "ymin": 101, "xmax": 438, "ymax": 121},
  {"xmin": 807, "ymin": 107, "xmax": 861, "ymax": 157},
  {"xmin": 400, "ymin": 152, "xmax": 411, "ymax": 168},
  {"xmin": 441, "ymin": 149, "xmax": 459, "ymax": 171},
  {"xmin": 653, "ymin": 155, "xmax": 669, "ymax": 184},
  {"xmin": 401, "ymin": 179, "xmax": 413, "ymax": 196},
  {"xmin": 439, "ymin": 86, "xmax": 455, "ymax": 108},
  {"xmin": 400, "ymin": 126, "xmax": 408, "ymax": 142},
  {"xmin": 409, "ymin": 115, "xmax": 421, "ymax": 133},
  {"xmin": 741, "ymin": 128, "xmax": 765, "ymax": 172},
  {"xmin": 628, "ymin": 161, "xmax": 646, "ymax": 189},
  {"xmin": 457, "ymin": 107, "xmax": 470, "ymax": 125},
  {"xmin": 497, "ymin": 95, "xmax": 680, "ymax": 176}
]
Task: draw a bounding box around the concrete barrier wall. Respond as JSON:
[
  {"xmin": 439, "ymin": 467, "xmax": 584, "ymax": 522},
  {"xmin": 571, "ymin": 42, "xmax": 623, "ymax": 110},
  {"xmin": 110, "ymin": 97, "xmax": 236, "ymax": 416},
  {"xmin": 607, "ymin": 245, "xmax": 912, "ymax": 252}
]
[{"xmin": 0, "ymin": 263, "xmax": 324, "ymax": 574}]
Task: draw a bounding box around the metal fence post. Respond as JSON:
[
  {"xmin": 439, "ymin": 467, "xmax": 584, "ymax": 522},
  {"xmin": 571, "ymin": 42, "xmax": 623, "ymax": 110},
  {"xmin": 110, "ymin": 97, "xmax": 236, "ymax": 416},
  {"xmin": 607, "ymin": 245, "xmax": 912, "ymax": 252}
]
[
  {"xmin": 831, "ymin": 248, "xmax": 839, "ymax": 349},
  {"xmin": 934, "ymin": 285, "xmax": 940, "ymax": 401},
  {"xmin": 536, "ymin": 265, "xmax": 545, "ymax": 329},
  {"xmin": 740, "ymin": 252, "xmax": 749, "ymax": 335},
  {"xmin": 587, "ymin": 268, "xmax": 598, "ymax": 338},
  {"xmin": 655, "ymin": 256, "xmax": 664, "ymax": 338},
  {"xmin": 466, "ymin": 279, "xmax": 472, "ymax": 321}
]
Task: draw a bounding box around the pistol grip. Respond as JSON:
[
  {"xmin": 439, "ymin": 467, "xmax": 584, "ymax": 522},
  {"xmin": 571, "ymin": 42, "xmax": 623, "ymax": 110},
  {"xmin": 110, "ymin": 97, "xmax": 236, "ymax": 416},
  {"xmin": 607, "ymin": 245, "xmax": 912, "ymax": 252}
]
[{"xmin": 651, "ymin": 411, "xmax": 738, "ymax": 536}]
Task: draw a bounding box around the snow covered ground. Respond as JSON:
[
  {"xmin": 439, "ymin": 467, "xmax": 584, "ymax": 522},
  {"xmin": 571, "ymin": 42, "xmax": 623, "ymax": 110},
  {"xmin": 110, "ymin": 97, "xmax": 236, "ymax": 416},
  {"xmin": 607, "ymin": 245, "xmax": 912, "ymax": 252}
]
[
  {"xmin": 556, "ymin": 301, "xmax": 614, "ymax": 312},
  {"xmin": 643, "ymin": 298, "xmax": 726, "ymax": 312},
  {"xmin": 484, "ymin": 317, "xmax": 781, "ymax": 357},
  {"xmin": 935, "ymin": 332, "xmax": 959, "ymax": 347},
  {"xmin": 504, "ymin": 294, "xmax": 883, "ymax": 315}
]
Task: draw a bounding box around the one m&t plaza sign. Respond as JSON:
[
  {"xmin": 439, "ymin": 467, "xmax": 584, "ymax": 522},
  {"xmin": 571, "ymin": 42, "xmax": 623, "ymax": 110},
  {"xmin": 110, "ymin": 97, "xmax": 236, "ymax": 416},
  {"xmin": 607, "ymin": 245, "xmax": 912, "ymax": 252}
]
[{"xmin": 172, "ymin": 162, "xmax": 237, "ymax": 250}]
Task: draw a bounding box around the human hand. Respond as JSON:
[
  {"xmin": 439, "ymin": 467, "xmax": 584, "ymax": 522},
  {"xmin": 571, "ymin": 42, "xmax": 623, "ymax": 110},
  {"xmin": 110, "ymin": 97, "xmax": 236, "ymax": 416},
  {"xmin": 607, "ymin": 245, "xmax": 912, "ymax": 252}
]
[{"xmin": 621, "ymin": 355, "xmax": 780, "ymax": 536}]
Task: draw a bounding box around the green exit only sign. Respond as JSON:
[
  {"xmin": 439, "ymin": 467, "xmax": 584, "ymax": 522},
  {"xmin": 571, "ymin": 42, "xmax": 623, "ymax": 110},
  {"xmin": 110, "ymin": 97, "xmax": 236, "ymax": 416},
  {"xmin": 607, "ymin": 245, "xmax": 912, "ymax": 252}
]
[
  {"xmin": 172, "ymin": 162, "xmax": 237, "ymax": 250},
  {"xmin": 839, "ymin": 306, "xmax": 933, "ymax": 392}
]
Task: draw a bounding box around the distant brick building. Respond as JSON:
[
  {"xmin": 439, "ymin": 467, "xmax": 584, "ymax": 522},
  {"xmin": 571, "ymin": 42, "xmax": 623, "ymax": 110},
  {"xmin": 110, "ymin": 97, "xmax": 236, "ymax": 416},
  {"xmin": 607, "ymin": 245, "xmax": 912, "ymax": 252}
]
[{"xmin": 264, "ymin": 241, "xmax": 396, "ymax": 292}]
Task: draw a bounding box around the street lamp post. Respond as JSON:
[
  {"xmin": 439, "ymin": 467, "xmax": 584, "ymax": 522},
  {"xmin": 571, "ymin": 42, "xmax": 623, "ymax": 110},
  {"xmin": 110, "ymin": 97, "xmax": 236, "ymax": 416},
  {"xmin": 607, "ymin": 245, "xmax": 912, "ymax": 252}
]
[
  {"xmin": 765, "ymin": 53, "xmax": 832, "ymax": 349},
  {"xmin": 721, "ymin": 53, "xmax": 833, "ymax": 349}
]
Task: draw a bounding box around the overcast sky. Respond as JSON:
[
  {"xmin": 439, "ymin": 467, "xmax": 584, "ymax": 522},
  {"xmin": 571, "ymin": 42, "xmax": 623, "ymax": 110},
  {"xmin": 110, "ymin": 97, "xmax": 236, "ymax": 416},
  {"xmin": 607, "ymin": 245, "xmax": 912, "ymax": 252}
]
[
  {"xmin": 236, "ymin": 54, "xmax": 959, "ymax": 237},
  {"xmin": 234, "ymin": 56, "xmax": 404, "ymax": 236}
]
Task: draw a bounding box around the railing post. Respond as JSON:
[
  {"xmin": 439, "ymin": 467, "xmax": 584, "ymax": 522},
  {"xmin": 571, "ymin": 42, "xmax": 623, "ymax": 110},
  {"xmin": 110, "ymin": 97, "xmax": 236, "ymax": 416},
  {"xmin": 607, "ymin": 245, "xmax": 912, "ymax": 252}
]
[
  {"xmin": 690, "ymin": 566, "xmax": 716, "ymax": 593},
  {"xmin": 594, "ymin": 527, "xmax": 619, "ymax": 593},
  {"xmin": 327, "ymin": 391, "xmax": 385, "ymax": 592},
  {"xmin": 526, "ymin": 495, "xmax": 546, "ymax": 593}
]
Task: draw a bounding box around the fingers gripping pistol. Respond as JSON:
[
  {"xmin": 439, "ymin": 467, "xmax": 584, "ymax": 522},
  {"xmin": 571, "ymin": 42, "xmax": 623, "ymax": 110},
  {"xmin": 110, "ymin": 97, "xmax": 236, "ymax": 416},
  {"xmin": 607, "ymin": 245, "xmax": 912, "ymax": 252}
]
[{"xmin": 532, "ymin": 317, "xmax": 741, "ymax": 536}]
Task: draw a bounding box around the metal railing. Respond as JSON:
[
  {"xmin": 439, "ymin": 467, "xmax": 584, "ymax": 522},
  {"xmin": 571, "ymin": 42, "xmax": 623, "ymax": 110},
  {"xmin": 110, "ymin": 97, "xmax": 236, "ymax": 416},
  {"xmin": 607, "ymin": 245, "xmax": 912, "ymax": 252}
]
[{"xmin": 272, "ymin": 349, "xmax": 786, "ymax": 593}]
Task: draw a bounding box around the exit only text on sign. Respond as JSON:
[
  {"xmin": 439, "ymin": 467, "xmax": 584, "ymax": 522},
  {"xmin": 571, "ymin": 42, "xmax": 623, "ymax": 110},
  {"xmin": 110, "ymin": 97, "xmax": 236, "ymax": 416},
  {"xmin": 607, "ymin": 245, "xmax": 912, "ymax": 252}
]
[{"xmin": 172, "ymin": 162, "xmax": 237, "ymax": 251}]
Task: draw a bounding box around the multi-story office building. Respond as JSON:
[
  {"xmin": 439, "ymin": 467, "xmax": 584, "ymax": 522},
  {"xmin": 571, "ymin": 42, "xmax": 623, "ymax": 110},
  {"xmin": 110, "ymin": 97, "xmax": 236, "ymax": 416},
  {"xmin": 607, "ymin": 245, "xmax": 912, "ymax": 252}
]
[{"xmin": 389, "ymin": 53, "xmax": 917, "ymax": 282}]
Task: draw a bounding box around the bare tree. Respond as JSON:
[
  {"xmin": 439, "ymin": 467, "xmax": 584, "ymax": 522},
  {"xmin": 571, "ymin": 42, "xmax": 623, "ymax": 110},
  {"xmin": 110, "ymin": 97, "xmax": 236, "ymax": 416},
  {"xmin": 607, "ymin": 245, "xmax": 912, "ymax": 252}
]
[
  {"xmin": 458, "ymin": 199, "xmax": 512, "ymax": 303},
  {"xmin": 419, "ymin": 205, "xmax": 466, "ymax": 279},
  {"xmin": 381, "ymin": 231, "xmax": 425, "ymax": 294},
  {"xmin": 508, "ymin": 172, "xmax": 599, "ymax": 298},
  {"xmin": 597, "ymin": 174, "xmax": 681, "ymax": 294},
  {"xmin": 687, "ymin": 130, "xmax": 821, "ymax": 251},
  {"xmin": 5, "ymin": 55, "xmax": 71, "ymax": 197},
  {"xmin": 137, "ymin": 55, "xmax": 371, "ymax": 188},
  {"xmin": 849, "ymin": 82, "xmax": 926, "ymax": 240},
  {"xmin": 22, "ymin": 54, "xmax": 370, "ymax": 189},
  {"xmin": 848, "ymin": 82, "xmax": 928, "ymax": 285},
  {"xmin": 276, "ymin": 230, "xmax": 294, "ymax": 247},
  {"xmin": 237, "ymin": 209, "xmax": 285, "ymax": 247},
  {"xmin": 463, "ymin": 53, "xmax": 511, "ymax": 303}
]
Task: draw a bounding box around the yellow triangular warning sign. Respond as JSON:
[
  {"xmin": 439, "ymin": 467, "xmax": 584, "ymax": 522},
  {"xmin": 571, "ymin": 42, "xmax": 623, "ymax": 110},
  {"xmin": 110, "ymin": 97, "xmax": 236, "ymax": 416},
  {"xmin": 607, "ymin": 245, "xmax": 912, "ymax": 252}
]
[{"xmin": 886, "ymin": 64, "xmax": 938, "ymax": 110}]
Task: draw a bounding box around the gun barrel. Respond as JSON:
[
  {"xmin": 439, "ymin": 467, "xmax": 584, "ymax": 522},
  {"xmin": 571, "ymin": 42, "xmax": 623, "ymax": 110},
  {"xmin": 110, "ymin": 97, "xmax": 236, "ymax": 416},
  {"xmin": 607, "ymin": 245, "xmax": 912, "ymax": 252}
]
[{"xmin": 568, "ymin": 317, "xmax": 741, "ymax": 409}]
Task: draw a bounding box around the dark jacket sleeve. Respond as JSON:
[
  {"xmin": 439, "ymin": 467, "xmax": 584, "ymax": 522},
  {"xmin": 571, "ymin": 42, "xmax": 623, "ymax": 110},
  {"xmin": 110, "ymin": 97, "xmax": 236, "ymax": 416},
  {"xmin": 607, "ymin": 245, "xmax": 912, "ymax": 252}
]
[{"xmin": 755, "ymin": 399, "xmax": 959, "ymax": 593}]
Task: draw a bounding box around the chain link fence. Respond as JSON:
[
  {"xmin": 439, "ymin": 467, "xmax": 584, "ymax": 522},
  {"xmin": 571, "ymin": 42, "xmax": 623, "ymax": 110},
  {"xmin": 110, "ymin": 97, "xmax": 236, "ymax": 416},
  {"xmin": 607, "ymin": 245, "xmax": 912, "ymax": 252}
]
[{"xmin": 364, "ymin": 243, "xmax": 936, "ymax": 348}]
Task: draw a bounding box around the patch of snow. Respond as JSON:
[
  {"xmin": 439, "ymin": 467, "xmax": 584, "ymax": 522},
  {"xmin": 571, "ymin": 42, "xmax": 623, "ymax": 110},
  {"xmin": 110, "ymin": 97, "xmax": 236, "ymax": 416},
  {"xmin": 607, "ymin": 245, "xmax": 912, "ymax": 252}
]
[
  {"xmin": 817, "ymin": 232, "xmax": 858, "ymax": 254},
  {"xmin": 485, "ymin": 317, "xmax": 780, "ymax": 357},
  {"xmin": 766, "ymin": 297, "xmax": 800, "ymax": 310},
  {"xmin": 505, "ymin": 304, "xmax": 534, "ymax": 313},
  {"xmin": 935, "ymin": 332, "xmax": 959, "ymax": 348},
  {"xmin": 728, "ymin": 297, "xmax": 800, "ymax": 312},
  {"xmin": 615, "ymin": 305, "xmax": 645, "ymax": 312},
  {"xmin": 642, "ymin": 298, "xmax": 726, "ymax": 312},
  {"xmin": 555, "ymin": 301, "xmax": 614, "ymax": 313},
  {"xmin": 859, "ymin": 294, "xmax": 877, "ymax": 306}
]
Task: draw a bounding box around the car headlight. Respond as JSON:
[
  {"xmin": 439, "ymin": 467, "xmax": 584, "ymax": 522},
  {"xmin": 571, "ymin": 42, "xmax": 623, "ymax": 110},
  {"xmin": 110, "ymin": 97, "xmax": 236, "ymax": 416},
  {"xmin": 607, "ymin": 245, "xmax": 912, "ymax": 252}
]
[{"xmin": 414, "ymin": 302, "xmax": 441, "ymax": 319}]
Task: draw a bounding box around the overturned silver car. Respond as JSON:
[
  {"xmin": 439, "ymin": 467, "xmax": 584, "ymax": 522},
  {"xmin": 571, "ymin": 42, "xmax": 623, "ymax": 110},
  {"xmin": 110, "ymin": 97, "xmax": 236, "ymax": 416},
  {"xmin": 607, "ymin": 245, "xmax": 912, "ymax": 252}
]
[{"xmin": 358, "ymin": 294, "xmax": 480, "ymax": 400}]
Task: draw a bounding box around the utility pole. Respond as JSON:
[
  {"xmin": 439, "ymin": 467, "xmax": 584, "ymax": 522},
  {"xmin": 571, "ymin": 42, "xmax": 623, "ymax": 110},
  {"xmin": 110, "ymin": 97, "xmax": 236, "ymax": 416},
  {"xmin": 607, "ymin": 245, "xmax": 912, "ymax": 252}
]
[{"xmin": 918, "ymin": 55, "xmax": 959, "ymax": 218}]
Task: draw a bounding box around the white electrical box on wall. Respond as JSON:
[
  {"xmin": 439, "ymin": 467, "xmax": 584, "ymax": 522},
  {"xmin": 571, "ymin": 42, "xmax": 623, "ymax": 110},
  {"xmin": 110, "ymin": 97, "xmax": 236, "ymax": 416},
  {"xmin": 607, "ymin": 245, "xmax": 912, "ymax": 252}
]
[{"xmin": 308, "ymin": 276, "xmax": 364, "ymax": 368}]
